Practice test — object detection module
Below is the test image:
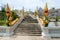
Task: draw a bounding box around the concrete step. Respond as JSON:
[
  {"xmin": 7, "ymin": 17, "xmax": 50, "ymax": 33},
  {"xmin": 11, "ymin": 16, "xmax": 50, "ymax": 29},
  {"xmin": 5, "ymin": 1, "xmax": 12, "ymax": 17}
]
[{"xmin": 14, "ymin": 23, "xmax": 41, "ymax": 36}]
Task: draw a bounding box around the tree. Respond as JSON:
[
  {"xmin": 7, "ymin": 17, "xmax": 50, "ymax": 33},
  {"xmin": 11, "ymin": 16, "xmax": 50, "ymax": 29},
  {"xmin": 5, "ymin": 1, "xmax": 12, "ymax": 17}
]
[{"xmin": 0, "ymin": 6, "xmax": 6, "ymax": 20}]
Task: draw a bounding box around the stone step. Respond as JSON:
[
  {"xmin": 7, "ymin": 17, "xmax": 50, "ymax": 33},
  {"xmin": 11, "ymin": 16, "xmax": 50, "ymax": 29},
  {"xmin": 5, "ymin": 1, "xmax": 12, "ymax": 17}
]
[
  {"xmin": 14, "ymin": 23, "xmax": 41, "ymax": 36},
  {"xmin": 14, "ymin": 16, "xmax": 41, "ymax": 36},
  {"xmin": 14, "ymin": 33, "xmax": 41, "ymax": 36}
]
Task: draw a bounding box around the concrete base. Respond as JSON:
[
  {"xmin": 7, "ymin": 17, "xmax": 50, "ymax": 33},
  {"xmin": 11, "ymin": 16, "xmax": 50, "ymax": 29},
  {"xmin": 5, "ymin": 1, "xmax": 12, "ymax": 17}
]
[
  {"xmin": 37, "ymin": 16, "xmax": 60, "ymax": 38},
  {"xmin": 0, "ymin": 17, "xmax": 24, "ymax": 36}
]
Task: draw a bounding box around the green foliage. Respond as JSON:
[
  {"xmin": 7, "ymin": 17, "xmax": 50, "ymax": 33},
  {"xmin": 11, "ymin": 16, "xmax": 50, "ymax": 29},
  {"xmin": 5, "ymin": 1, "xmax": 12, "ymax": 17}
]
[
  {"xmin": 12, "ymin": 11, "xmax": 19, "ymax": 21},
  {"xmin": 0, "ymin": 7, "xmax": 6, "ymax": 20},
  {"xmin": 0, "ymin": 20, "xmax": 7, "ymax": 26},
  {"xmin": 0, "ymin": 12, "xmax": 6, "ymax": 20},
  {"xmin": 0, "ymin": 7, "xmax": 5, "ymax": 12}
]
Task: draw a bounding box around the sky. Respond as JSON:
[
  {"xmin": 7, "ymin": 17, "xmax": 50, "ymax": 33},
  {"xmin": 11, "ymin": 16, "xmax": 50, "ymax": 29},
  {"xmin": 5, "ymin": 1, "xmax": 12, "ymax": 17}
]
[{"xmin": 0, "ymin": 0, "xmax": 60, "ymax": 11}]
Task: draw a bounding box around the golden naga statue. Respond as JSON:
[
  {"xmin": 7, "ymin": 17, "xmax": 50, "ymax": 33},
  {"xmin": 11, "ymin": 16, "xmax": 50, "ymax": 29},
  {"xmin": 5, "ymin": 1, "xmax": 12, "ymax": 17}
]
[
  {"xmin": 34, "ymin": 11, "xmax": 38, "ymax": 16},
  {"xmin": 43, "ymin": 2, "xmax": 49, "ymax": 27},
  {"xmin": 20, "ymin": 7, "xmax": 24, "ymax": 17},
  {"xmin": 39, "ymin": 16, "xmax": 49, "ymax": 27},
  {"xmin": 39, "ymin": 18, "xmax": 45, "ymax": 27},
  {"xmin": 5, "ymin": 3, "xmax": 18, "ymax": 26},
  {"xmin": 39, "ymin": 3, "xmax": 49, "ymax": 27}
]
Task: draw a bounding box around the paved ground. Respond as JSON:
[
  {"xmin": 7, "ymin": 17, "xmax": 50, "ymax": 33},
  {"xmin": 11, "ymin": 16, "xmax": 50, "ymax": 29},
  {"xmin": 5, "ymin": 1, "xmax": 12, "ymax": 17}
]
[
  {"xmin": 0, "ymin": 36, "xmax": 43, "ymax": 40},
  {"xmin": 0, "ymin": 35, "xmax": 60, "ymax": 40}
]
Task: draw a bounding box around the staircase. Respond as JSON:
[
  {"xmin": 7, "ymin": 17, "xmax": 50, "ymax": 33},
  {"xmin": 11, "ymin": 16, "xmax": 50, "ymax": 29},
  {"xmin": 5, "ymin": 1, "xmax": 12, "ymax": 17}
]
[
  {"xmin": 22, "ymin": 16, "xmax": 38, "ymax": 23},
  {"xmin": 14, "ymin": 16, "xmax": 41, "ymax": 36}
]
